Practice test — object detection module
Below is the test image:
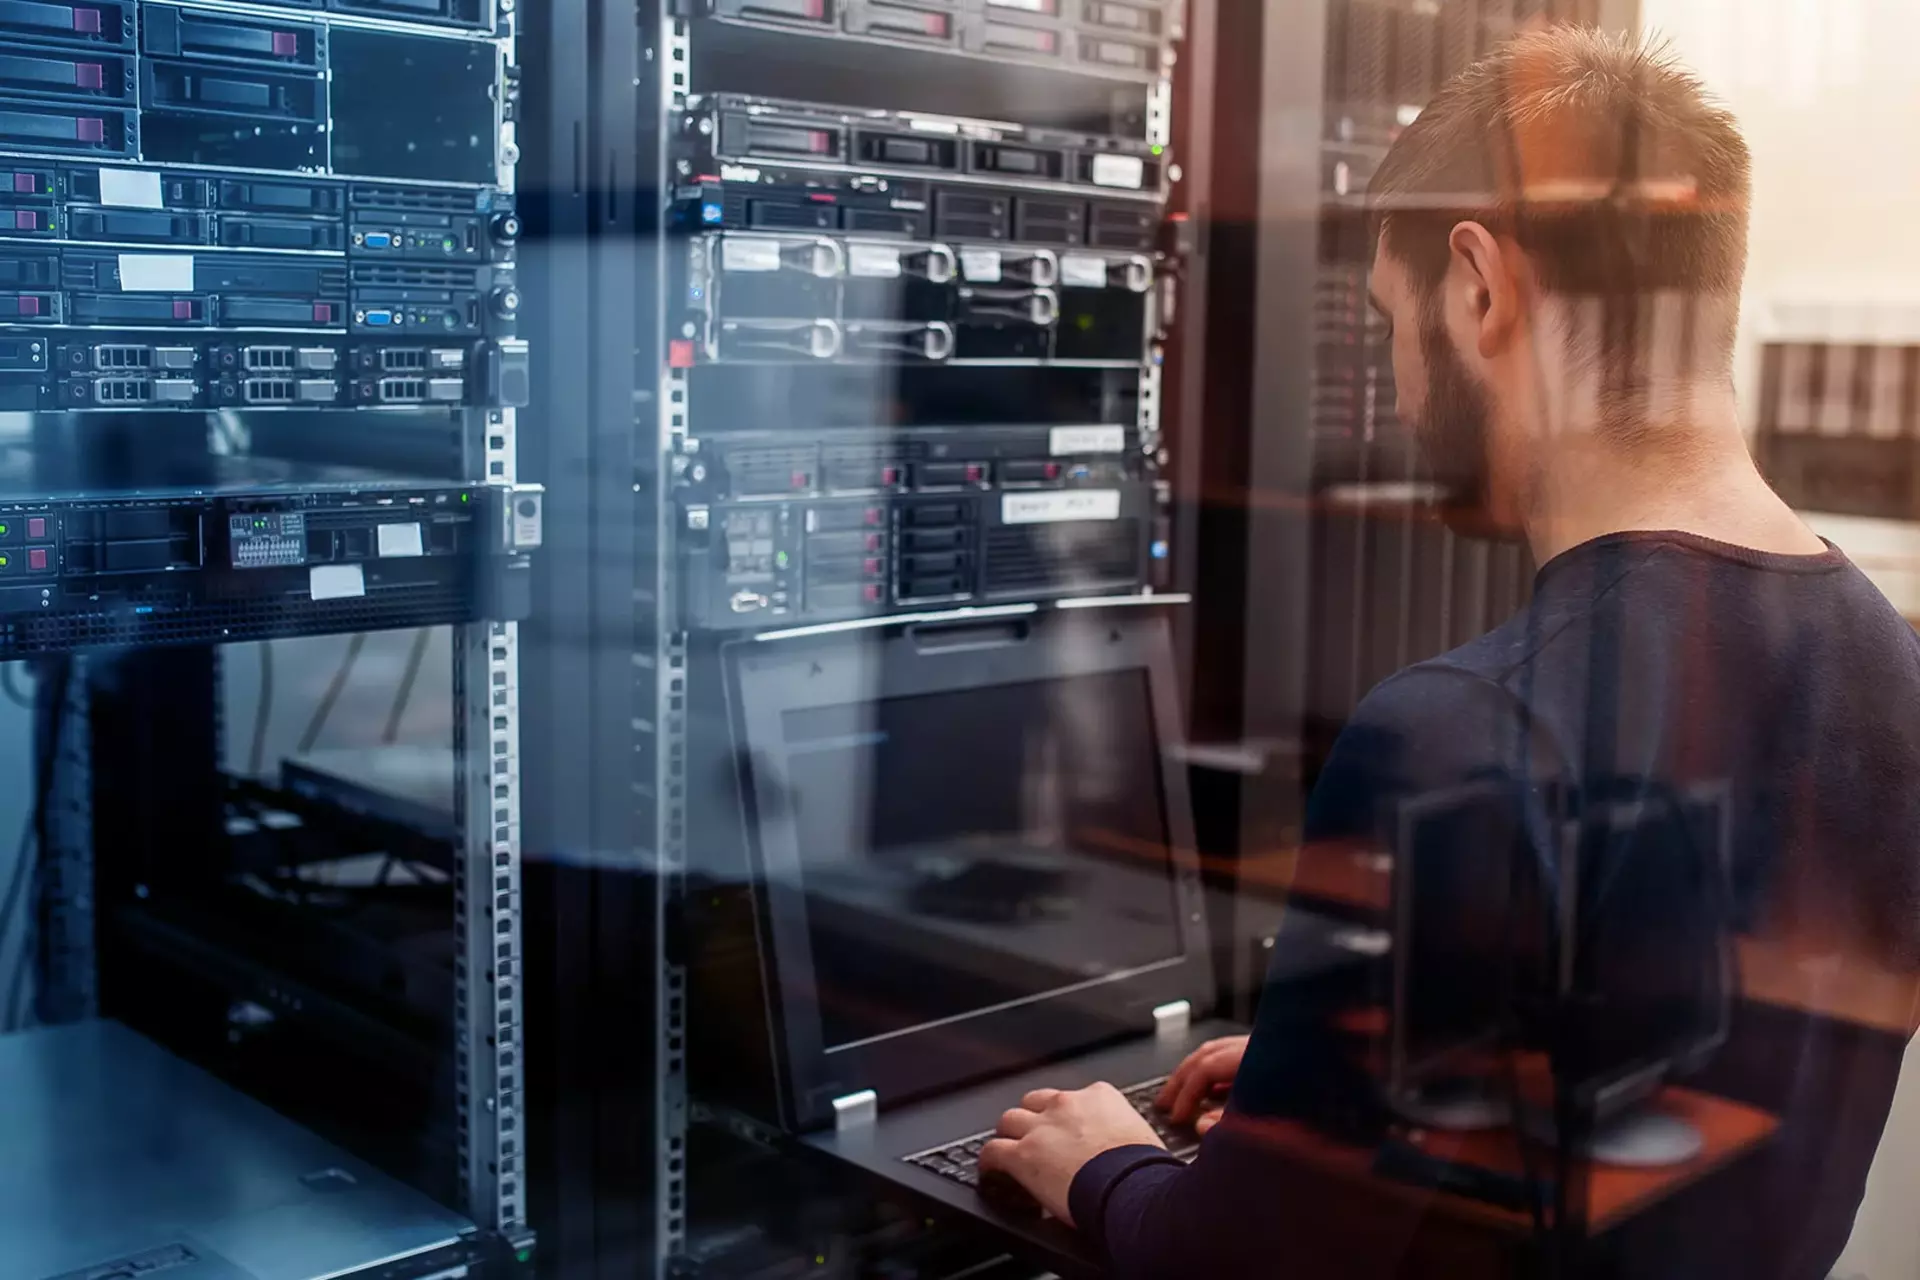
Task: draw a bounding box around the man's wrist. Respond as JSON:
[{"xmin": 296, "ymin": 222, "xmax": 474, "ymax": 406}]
[{"xmin": 1067, "ymin": 1145, "xmax": 1186, "ymax": 1255}]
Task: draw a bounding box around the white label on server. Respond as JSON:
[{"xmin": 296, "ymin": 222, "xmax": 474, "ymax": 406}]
[
  {"xmin": 309, "ymin": 563, "xmax": 366, "ymax": 601},
  {"xmin": 1002, "ymin": 489, "xmax": 1123, "ymax": 524},
  {"xmin": 960, "ymin": 248, "xmax": 1003, "ymax": 283},
  {"xmin": 376, "ymin": 521, "xmax": 425, "ymax": 557},
  {"xmin": 720, "ymin": 237, "xmax": 783, "ymax": 273},
  {"xmin": 847, "ymin": 243, "xmax": 903, "ymax": 278},
  {"xmin": 1090, "ymin": 154, "xmax": 1146, "ymax": 190},
  {"xmin": 991, "ymin": 0, "xmax": 1053, "ymax": 10},
  {"xmin": 1060, "ymin": 255, "xmax": 1109, "ymax": 288},
  {"xmin": 117, "ymin": 253, "xmax": 194, "ymax": 291},
  {"xmin": 98, "ymin": 167, "xmax": 162, "ymax": 209},
  {"xmin": 1050, "ymin": 425, "xmax": 1126, "ymax": 455}
]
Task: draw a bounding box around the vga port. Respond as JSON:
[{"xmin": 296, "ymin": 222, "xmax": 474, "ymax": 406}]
[
  {"xmin": 244, "ymin": 346, "xmax": 295, "ymax": 371},
  {"xmin": 243, "ymin": 377, "xmax": 295, "ymax": 404}
]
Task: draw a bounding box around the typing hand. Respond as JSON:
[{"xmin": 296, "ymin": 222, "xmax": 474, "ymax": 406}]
[
  {"xmin": 1157, "ymin": 1035, "xmax": 1249, "ymax": 1123},
  {"xmin": 978, "ymin": 1083, "xmax": 1166, "ymax": 1226}
]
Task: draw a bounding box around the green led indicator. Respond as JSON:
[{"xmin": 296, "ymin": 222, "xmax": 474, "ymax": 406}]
[
  {"xmin": 0, "ymin": 523, "xmax": 10, "ymax": 536},
  {"xmin": 775, "ymin": 550, "xmax": 789, "ymax": 568},
  {"xmin": 460, "ymin": 492, "xmax": 470, "ymax": 503},
  {"xmin": 516, "ymin": 1249, "xmax": 533, "ymax": 1264},
  {"xmin": 1151, "ymin": 144, "xmax": 1164, "ymax": 155}
]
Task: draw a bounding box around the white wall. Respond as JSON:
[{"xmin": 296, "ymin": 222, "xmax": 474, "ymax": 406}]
[
  {"xmin": 1641, "ymin": 5, "xmax": 1920, "ymax": 1276},
  {"xmin": 1640, "ymin": 0, "xmax": 1920, "ymax": 421}
]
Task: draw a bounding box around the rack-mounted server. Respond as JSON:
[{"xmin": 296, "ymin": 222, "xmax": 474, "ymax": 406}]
[
  {"xmin": 680, "ymin": 230, "xmax": 1153, "ymax": 365},
  {"xmin": 707, "ymin": 0, "xmax": 1174, "ymax": 82},
  {"xmin": 0, "ymin": 453, "xmax": 539, "ymax": 656},
  {"xmin": 676, "ymin": 423, "xmax": 1165, "ymax": 629}
]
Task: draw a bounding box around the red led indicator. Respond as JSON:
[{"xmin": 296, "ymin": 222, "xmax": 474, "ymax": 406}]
[
  {"xmin": 172, "ymin": 299, "xmax": 193, "ymax": 319},
  {"xmin": 27, "ymin": 518, "xmax": 45, "ymax": 539},
  {"xmin": 923, "ymin": 13, "xmax": 947, "ymax": 34},
  {"xmin": 16, "ymin": 297, "xmax": 39, "ymax": 317},
  {"xmin": 965, "ymin": 464, "xmax": 984, "ymax": 483},
  {"xmin": 75, "ymin": 63, "xmax": 103, "ymax": 89},
  {"xmin": 668, "ymin": 339, "xmax": 696, "ymax": 368},
  {"xmin": 790, "ymin": 471, "xmax": 810, "ymax": 490},
  {"xmin": 271, "ymin": 31, "xmax": 298, "ymax": 55},
  {"xmin": 863, "ymin": 508, "xmax": 882, "ymax": 526},
  {"xmin": 12, "ymin": 174, "xmax": 32, "ymax": 193},
  {"xmin": 312, "ymin": 302, "xmax": 333, "ymax": 322},
  {"xmin": 75, "ymin": 117, "xmax": 104, "ymax": 142},
  {"xmin": 862, "ymin": 558, "xmax": 881, "ymax": 575},
  {"xmin": 27, "ymin": 549, "xmax": 46, "ymax": 571},
  {"xmin": 71, "ymin": 8, "xmax": 101, "ymax": 31},
  {"xmin": 880, "ymin": 466, "xmax": 900, "ymax": 486},
  {"xmin": 862, "ymin": 584, "xmax": 882, "ymax": 603},
  {"xmin": 13, "ymin": 211, "xmax": 35, "ymax": 231},
  {"xmin": 1043, "ymin": 462, "xmax": 1061, "ymax": 480},
  {"xmin": 864, "ymin": 533, "xmax": 881, "ymax": 551},
  {"xmin": 802, "ymin": 0, "xmax": 824, "ymax": 17}
]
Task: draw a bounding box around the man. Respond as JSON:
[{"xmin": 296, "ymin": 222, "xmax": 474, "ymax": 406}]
[{"xmin": 978, "ymin": 27, "xmax": 1920, "ymax": 1279}]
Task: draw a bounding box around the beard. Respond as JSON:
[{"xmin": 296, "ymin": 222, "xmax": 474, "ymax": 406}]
[{"xmin": 1405, "ymin": 317, "xmax": 1502, "ymax": 536}]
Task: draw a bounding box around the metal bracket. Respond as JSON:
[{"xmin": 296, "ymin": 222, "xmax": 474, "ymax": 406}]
[
  {"xmin": 498, "ymin": 483, "xmax": 545, "ymax": 551},
  {"xmin": 833, "ymin": 1089, "xmax": 879, "ymax": 1131},
  {"xmin": 1152, "ymin": 999, "xmax": 1192, "ymax": 1039}
]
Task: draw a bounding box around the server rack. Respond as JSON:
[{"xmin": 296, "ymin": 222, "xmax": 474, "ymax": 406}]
[
  {"xmin": 519, "ymin": 0, "xmax": 1211, "ymax": 1273},
  {"xmin": 0, "ymin": 0, "xmax": 542, "ymax": 1268}
]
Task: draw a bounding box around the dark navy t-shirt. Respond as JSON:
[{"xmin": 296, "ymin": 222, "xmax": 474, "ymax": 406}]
[{"xmin": 1069, "ymin": 530, "xmax": 1920, "ymax": 1279}]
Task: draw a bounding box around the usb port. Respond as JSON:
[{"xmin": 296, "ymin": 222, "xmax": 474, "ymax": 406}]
[
  {"xmin": 152, "ymin": 346, "xmax": 195, "ymax": 370},
  {"xmin": 152, "ymin": 378, "xmax": 195, "ymax": 403},
  {"xmin": 295, "ymin": 379, "xmax": 336, "ymax": 402},
  {"xmin": 426, "ymin": 377, "xmax": 464, "ymax": 402},
  {"xmin": 295, "ymin": 347, "xmax": 337, "ymax": 372}
]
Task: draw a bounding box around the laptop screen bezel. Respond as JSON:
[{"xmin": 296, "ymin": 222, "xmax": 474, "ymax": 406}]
[{"xmin": 728, "ymin": 612, "xmax": 1213, "ymax": 1132}]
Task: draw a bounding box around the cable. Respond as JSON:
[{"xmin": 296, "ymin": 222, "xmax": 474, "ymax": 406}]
[
  {"xmin": 248, "ymin": 643, "xmax": 274, "ymax": 777},
  {"xmin": 382, "ymin": 628, "xmax": 432, "ymax": 744},
  {"xmin": 297, "ymin": 632, "xmax": 365, "ymax": 756}
]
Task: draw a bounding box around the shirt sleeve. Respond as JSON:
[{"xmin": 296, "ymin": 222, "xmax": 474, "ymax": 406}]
[{"xmin": 1066, "ymin": 665, "xmax": 1551, "ymax": 1279}]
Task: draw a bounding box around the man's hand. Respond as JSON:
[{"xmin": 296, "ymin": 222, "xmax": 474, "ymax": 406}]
[
  {"xmin": 977, "ymin": 1082, "xmax": 1166, "ymax": 1225},
  {"xmin": 1156, "ymin": 1034, "xmax": 1249, "ymax": 1124}
]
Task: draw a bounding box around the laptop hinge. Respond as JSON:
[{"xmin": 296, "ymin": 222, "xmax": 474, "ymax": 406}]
[
  {"xmin": 832, "ymin": 1089, "xmax": 878, "ymax": 1131},
  {"xmin": 1152, "ymin": 999, "xmax": 1192, "ymax": 1039}
]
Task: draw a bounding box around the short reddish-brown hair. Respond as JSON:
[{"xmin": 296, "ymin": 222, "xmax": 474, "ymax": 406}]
[{"xmin": 1369, "ymin": 27, "xmax": 1752, "ymax": 358}]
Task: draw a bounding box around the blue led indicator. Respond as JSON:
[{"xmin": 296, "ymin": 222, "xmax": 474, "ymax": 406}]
[
  {"xmin": 701, "ymin": 203, "xmax": 724, "ymax": 225},
  {"xmin": 135, "ymin": 605, "xmax": 154, "ymax": 614},
  {"xmin": 1150, "ymin": 540, "xmax": 1169, "ymax": 560}
]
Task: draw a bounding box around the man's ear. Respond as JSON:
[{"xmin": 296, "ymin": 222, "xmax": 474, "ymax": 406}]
[{"xmin": 1447, "ymin": 220, "xmax": 1521, "ymax": 359}]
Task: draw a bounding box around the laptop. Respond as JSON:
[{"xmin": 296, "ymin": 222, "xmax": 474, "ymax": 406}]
[
  {"xmin": 727, "ymin": 612, "xmax": 1308, "ymax": 1263},
  {"xmin": 3, "ymin": 1019, "xmax": 480, "ymax": 1280}
]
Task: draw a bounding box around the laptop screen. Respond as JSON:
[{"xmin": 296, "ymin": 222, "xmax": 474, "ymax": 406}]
[{"xmin": 776, "ymin": 667, "xmax": 1186, "ymax": 1053}]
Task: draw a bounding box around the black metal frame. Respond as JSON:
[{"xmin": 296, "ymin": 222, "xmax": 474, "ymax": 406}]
[{"xmin": 726, "ymin": 611, "xmax": 1213, "ymax": 1132}]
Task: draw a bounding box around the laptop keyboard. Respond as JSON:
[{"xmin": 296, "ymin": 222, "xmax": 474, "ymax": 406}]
[{"xmin": 903, "ymin": 1078, "xmax": 1201, "ymax": 1188}]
